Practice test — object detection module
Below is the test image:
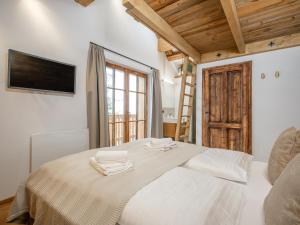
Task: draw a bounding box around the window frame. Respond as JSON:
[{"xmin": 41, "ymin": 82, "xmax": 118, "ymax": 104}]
[{"xmin": 106, "ymin": 62, "xmax": 148, "ymax": 146}]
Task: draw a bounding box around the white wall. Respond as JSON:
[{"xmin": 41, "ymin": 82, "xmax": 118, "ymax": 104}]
[
  {"xmin": 196, "ymin": 46, "xmax": 300, "ymax": 162},
  {"xmin": 174, "ymin": 77, "xmax": 181, "ymax": 118},
  {"xmin": 161, "ymin": 61, "xmax": 176, "ymax": 109},
  {"xmin": 0, "ymin": 0, "xmax": 174, "ymax": 200}
]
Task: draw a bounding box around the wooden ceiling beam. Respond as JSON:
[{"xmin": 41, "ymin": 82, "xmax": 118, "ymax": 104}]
[
  {"xmin": 75, "ymin": 0, "xmax": 94, "ymax": 7},
  {"xmin": 158, "ymin": 37, "xmax": 174, "ymax": 52},
  {"xmin": 220, "ymin": 0, "xmax": 246, "ymax": 53},
  {"xmin": 167, "ymin": 52, "xmax": 185, "ymax": 61},
  {"xmin": 200, "ymin": 32, "xmax": 300, "ymax": 63},
  {"xmin": 123, "ymin": 0, "xmax": 202, "ymax": 63}
]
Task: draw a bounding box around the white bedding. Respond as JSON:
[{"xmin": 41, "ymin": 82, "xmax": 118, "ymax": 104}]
[
  {"xmin": 239, "ymin": 161, "xmax": 271, "ymax": 225},
  {"xmin": 185, "ymin": 148, "xmax": 253, "ymax": 183},
  {"xmin": 119, "ymin": 167, "xmax": 245, "ymax": 225},
  {"xmin": 119, "ymin": 161, "xmax": 271, "ymax": 225}
]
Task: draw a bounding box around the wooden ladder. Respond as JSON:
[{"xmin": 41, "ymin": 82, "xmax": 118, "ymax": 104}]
[{"xmin": 175, "ymin": 56, "xmax": 197, "ymax": 142}]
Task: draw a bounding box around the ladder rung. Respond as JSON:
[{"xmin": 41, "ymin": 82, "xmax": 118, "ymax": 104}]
[
  {"xmin": 181, "ymin": 115, "xmax": 191, "ymax": 117},
  {"xmin": 186, "ymin": 72, "xmax": 195, "ymax": 77},
  {"xmin": 181, "ymin": 125, "xmax": 190, "ymax": 129},
  {"xmin": 184, "ymin": 93, "xmax": 193, "ymax": 97},
  {"xmin": 183, "ymin": 104, "xmax": 192, "ymax": 107},
  {"xmin": 179, "ymin": 135, "xmax": 188, "ymax": 139},
  {"xmin": 185, "ymin": 82, "xmax": 194, "ymax": 87}
]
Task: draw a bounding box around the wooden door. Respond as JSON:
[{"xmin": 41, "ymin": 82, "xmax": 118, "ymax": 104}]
[{"xmin": 202, "ymin": 61, "xmax": 252, "ymax": 154}]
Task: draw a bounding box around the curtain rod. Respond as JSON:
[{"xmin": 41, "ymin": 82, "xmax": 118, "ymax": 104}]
[{"xmin": 90, "ymin": 42, "xmax": 157, "ymax": 71}]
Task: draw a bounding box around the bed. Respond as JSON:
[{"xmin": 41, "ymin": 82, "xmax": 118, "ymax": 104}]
[
  {"xmin": 119, "ymin": 161, "xmax": 271, "ymax": 225},
  {"xmin": 8, "ymin": 139, "xmax": 271, "ymax": 225}
]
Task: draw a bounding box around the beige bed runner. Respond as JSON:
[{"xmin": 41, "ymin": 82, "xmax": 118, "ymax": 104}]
[{"xmin": 8, "ymin": 139, "xmax": 201, "ymax": 225}]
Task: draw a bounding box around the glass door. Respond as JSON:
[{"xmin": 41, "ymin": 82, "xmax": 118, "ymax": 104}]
[{"xmin": 106, "ymin": 63, "xmax": 147, "ymax": 146}]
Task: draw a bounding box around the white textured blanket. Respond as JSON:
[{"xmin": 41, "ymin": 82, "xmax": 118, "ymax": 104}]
[
  {"xmin": 120, "ymin": 167, "xmax": 245, "ymax": 225},
  {"xmin": 8, "ymin": 139, "xmax": 201, "ymax": 225}
]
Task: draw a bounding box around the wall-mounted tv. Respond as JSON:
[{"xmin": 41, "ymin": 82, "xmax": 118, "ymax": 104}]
[{"xmin": 8, "ymin": 49, "xmax": 76, "ymax": 94}]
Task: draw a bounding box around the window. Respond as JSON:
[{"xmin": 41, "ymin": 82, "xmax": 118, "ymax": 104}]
[{"xmin": 106, "ymin": 63, "xmax": 147, "ymax": 146}]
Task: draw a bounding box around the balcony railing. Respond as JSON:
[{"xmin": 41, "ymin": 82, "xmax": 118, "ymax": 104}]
[{"xmin": 109, "ymin": 114, "xmax": 144, "ymax": 146}]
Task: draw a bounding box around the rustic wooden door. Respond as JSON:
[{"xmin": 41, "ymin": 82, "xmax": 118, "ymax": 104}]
[{"xmin": 202, "ymin": 61, "xmax": 252, "ymax": 154}]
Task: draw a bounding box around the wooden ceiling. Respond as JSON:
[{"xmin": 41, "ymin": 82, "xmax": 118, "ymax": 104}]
[
  {"xmin": 146, "ymin": 0, "xmax": 236, "ymax": 53},
  {"xmin": 123, "ymin": 0, "xmax": 300, "ymax": 63},
  {"xmin": 238, "ymin": 0, "xmax": 300, "ymax": 43}
]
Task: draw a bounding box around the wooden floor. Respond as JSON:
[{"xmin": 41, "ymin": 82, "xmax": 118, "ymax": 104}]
[
  {"xmin": 0, "ymin": 201, "xmax": 21, "ymax": 225},
  {"xmin": 0, "ymin": 201, "xmax": 10, "ymax": 225}
]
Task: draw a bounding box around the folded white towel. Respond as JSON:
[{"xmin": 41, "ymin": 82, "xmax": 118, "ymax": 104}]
[
  {"xmin": 150, "ymin": 138, "xmax": 173, "ymax": 144},
  {"xmin": 90, "ymin": 157, "xmax": 133, "ymax": 176},
  {"xmin": 95, "ymin": 150, "xmax": 128, "ymax": 163},
  {"xmin": 144, "ymin": 138, "xmax": 177, "ymax": 151}
]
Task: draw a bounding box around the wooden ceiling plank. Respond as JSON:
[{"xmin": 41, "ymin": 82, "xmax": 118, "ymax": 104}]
[
  {"xmin": 165, "ymin": 0, "xmax": 220, "ymax": 26},
  {"xmin": 173, "ymin": 9, "xmax": 225, "ymax": 34},
  {"xmin": 240, "ymin": 3, "xmax": 300, "ymax": 26},
  {"xmin": 220, "ymin": 0, "xmax": 245, "ymax": 53},
  {"xmin": 185, "ymin": 26, "xmax": 236, "ymax": 53},
  {"xmin": 74, "ymin": 0, "xmax": 94, "ymax": 7},
  {"xmin": 237, "ymin": 0, "xmax": 283, "ymax": 17},
  {"xmin": 156, "ymin": 0, "xmax": 202, "ymax": 18},
  {"xmin": 200, "ymin": 32, "xmax": 300, "ymax": 63},
  {"xmin": 242, "ymin": 14, "xmax": 300, "ymax": 35},
  {"xmin": 182, "ymin": 18, "xmax": 228, "ymax": 38},
  {"xmin": 240, "ymin": 3, "xmax": 300, "ymax": 43},
  {"xmin": 244, "ymin": 24, "xmax": 300, "ymax": 44},
  {"xmin": 123, "ymin": 0, "xmax": 202, "ymax": 63}
]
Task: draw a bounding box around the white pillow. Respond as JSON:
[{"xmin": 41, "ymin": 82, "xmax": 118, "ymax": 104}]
[{"xmin": 185, "ymin": 148, "xmax": 253, "ymax": 183}]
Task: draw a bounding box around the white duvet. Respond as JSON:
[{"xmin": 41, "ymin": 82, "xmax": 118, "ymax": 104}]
[{"xmin": 119, "ymin": 167, "xmax": 245, "ymax": 225}]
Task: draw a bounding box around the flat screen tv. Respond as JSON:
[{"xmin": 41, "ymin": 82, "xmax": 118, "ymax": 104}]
[{"xmin": 8, "ymin": 49, "xmax": 76, "ymax": 94}]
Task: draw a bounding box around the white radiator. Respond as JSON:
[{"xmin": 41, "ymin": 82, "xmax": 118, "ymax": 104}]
[{"xmin": 30, "ymin": 129, "xmax": 89, "ymax": 172}]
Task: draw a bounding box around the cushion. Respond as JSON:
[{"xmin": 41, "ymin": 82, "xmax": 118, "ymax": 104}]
[
  {"xmin": 184, "ymin": 148, "xmax": 253, "ymax": 183},
  {"xmin": 264, "ymin": 153, "xmax": 300, "ymax": 225},
  {"xmin": 268, "ymin": 127, "xmax": 300, "ymax": 184}
]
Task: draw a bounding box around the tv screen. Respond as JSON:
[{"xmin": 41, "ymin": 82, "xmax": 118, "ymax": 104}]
[{"xmin": 8, "ymin": 49, "xmax": 76, "ymax": 94}]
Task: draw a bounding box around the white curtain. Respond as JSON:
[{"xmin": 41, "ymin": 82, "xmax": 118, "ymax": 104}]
[
  {"xmin": 86, "ymin": 43, "xmax": 110, "ymax": 148},
  {"xmin": 149, "ymin": 69, "xmax": 163, "ymax": 138}
]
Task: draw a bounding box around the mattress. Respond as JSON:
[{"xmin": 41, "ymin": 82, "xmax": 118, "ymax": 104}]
[{"xmin": 239, "ymin": 161, "xmax": 272, "ymax": 225}]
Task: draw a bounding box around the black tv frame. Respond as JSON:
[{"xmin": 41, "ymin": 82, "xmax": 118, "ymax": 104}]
[{"xmin": 8, "ymin": 49, "xmax": 76, "ymax": 94}]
